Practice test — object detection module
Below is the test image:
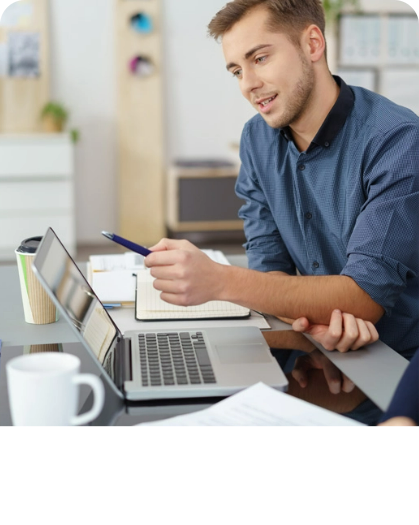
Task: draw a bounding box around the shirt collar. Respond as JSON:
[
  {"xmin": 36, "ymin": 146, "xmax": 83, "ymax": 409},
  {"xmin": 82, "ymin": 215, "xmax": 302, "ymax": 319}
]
[{"xmin": 280, "ymin": 76, "xmax": 355, "ymax": 149}]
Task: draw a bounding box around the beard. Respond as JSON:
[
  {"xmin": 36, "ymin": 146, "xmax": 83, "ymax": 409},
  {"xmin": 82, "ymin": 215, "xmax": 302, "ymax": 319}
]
[{"xmin": 263, "ymin": 52, "xmax": 315, "ymax": 129}]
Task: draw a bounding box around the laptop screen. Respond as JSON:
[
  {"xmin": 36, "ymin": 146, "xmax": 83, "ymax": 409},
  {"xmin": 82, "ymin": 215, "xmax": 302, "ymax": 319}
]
[{"xmin": 32, "ymin": 228, "xmax": 119, "ymax": 368}]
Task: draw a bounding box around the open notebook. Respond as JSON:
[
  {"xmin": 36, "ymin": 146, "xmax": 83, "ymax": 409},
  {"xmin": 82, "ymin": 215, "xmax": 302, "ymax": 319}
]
[{"xmin": 135, "ymin": 270, "xmax": 250, "ymax": 321}]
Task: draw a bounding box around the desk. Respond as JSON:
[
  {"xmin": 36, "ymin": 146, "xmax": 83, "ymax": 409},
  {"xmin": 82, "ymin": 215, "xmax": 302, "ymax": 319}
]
[
  {"xmin": 0, "ymin": 257, "xmax": 408, "ymax": 424},
  {"xmin": 0, "ymin": 255, "xmax": 289, "ymax": 426},
  {"xmin": 0, "ymin": 342, "xmax": 221, "ymax": 426},
  {"xmin": 0, "ymin": 256, "xmax": 290, "ymax": 347}
]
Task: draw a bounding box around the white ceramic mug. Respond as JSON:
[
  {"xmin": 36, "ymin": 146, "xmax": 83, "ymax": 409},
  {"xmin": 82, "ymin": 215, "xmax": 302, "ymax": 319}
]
[{"xmin": 6, "ymin": 353, "xmax": 105, "ymax": 426}]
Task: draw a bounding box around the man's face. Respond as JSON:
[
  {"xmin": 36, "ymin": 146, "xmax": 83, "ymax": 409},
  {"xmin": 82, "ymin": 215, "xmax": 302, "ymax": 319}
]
[{"xmin": 222, "ymin": 6, "xmax": 315, "ymax": 129}]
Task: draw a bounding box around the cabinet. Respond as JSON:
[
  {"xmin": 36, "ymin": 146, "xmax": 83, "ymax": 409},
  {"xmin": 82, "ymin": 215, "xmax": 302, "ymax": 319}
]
[
  {"xmin": 167, "ymin": 163, "xmax": 244, "ymax": 234},
  {"xmin": 0, "ymin": 134, "xmax": 75, "ymax": 260}
]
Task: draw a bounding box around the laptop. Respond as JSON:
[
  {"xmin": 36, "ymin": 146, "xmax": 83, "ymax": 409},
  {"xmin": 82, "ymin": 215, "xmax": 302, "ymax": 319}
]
[{"xmin": 32, "ymin": 228, "xmax": 288, "ymax": 401}]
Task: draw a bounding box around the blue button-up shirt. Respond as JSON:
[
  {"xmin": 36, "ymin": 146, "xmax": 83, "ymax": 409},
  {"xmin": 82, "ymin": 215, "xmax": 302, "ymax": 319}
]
[{"xmin": 236, "ymin": 77, "xmax": 419, "ymax": 358}]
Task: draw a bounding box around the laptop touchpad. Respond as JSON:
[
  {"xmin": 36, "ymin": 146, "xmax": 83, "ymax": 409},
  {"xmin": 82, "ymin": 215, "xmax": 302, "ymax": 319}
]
[{"xmin": 216, "ymin": 344, "xmax": 271, "ymax": 364}]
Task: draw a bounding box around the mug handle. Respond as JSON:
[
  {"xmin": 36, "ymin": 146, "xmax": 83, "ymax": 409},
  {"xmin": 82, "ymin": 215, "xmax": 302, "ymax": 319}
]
[{"xmin": 70, "ymin": 374, "xmax": 105, "ymax": 426}]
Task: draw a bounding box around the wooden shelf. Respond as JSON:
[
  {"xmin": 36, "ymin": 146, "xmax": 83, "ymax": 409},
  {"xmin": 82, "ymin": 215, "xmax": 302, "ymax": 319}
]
[
  {"xmin": 0, "ymin": 0, "xmax": 50, "ymax": 133},
  {"xmin": 115, "ymin": 0, "xmax": 165, "ymax": 245}
]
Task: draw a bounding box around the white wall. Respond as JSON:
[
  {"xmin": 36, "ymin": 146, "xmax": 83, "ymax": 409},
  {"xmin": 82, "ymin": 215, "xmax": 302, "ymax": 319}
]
[
  {"xmin": 48, "ymin": 0, "xmax": 256, "ymax": 245},
  {"xmin": 162, "ymin": 0, "xmax": 256, "ymax": 161},
  {"xmin": 49, "ymin": 0, "xmax": 117, "ymax": 245}
]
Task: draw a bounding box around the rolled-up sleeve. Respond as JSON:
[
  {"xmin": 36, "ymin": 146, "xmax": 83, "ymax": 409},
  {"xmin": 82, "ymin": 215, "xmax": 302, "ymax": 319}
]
[
  {"xmin": 236, "ymin": 125, "xmax": 296, "ymax": 274},
  {"xmin": 341, "ymin": 123, "xmax": 419, "ymax": 315}
]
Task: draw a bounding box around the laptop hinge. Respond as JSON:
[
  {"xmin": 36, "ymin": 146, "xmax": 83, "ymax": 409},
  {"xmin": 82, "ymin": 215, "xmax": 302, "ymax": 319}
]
[{"xmin": 116, "ymin": 337, "xmax": 132, "ymax": 386}]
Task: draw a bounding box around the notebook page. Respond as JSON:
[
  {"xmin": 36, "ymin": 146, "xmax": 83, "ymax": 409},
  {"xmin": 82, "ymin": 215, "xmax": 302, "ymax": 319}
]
[
  {"xmin": 136, "ymin": 270, "xmax": 249, "ymax": 319},
  {"xmin": 202, "ymin": 249, "xmax": 230, "ymax": 265}
]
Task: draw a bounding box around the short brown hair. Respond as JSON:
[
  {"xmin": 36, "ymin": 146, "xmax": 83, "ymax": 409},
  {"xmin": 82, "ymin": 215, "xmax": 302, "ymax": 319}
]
[{"xmin": 208, "ymin": 0, "xmax": 326, "ymax": 48}]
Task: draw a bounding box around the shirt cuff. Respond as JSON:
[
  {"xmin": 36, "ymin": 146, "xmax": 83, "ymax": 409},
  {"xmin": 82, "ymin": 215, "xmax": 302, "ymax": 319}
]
[
  {"xmin": 341, "ymin": 253, "xmax": 408, "ymax": 316},
  {"xmin": 246, "ymin": 244, "xmax": 296, "ymax": 274}
]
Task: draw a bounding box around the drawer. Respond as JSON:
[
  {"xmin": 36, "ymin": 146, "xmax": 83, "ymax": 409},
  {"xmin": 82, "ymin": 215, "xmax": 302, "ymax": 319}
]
[
  {"xmin": 0, "ymin": 135, "xmax": 73, "ymax": 177},
  {"xmin": 0, "ymin": 180, "xmax": 74, "ymax": 212},
  {"xmin": 0, "ymin": 215, "xmax": 75, "ymax": 257}
]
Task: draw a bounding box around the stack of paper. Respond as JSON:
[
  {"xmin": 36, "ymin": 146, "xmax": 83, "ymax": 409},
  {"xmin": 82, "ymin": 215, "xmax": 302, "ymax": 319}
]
[
  {"xmin": 87, "ymin": 252, "xmax": 144, "ymax": 305},
  {"xmin": 143, "ymin": 383, "xmax": 364, "ymax": 426}
]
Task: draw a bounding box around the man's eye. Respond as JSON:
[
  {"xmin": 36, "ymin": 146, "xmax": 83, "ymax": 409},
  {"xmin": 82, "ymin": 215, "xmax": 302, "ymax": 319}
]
[
  {"xmin": 232, "ymin": 70, "xmax": 242, "ymax": 78},
  {"xmin": 256, "ymin": 56, "xmax": 267, "ymax": 64}
]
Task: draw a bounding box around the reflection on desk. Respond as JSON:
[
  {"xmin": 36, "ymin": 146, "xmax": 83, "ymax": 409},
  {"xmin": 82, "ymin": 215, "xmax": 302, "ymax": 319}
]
[{"xmin": 0, "ymin": 342, "xmax": 219, "ymax": 426}]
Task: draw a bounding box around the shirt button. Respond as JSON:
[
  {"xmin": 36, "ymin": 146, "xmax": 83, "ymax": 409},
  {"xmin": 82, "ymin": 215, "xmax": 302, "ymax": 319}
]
[
  {"xmin": 298, "ymin": 164, "xmax": 306, "ymax": 171},
  {"xmin": 312, "ymin": 261, "xmax": 319, "ymax": 269},
  {"xmin": 305, "ymin": 212, "xmax": 312, "ymax": 219},
  {"xmin": 324, "ymin": 141, "xmax": 330, "ymax": 147}
]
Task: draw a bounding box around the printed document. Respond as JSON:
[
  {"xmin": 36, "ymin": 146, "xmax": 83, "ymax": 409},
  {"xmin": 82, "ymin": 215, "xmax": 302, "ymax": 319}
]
[{"xmin": 143, "ymin": 382, "xmax": 364, "ymax": 426}]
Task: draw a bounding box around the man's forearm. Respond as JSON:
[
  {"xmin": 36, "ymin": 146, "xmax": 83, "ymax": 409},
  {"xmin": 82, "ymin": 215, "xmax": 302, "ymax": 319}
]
[{"xmin": 216, "ymin": 265, "xmax": 384, "ymax": 325}]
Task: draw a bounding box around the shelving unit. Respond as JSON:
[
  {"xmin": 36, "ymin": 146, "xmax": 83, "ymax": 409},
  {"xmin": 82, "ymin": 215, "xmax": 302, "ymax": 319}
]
[
  {"xmin": 115, "ymin": 0, "xmax": 165, "ymax": 246},
  {"xmin": 336, "ymin": 3, "xmax": 419, "ymax": 114}
]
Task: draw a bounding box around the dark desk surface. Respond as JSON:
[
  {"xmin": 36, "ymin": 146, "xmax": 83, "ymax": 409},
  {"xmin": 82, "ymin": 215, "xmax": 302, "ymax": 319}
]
[
  {"xmin": 0, "ymin": 342, "xmax": 221, "ymax": 426},
  {"xmin": 0, "ymin": 256, "xmax": 277, "ymax": 426}
]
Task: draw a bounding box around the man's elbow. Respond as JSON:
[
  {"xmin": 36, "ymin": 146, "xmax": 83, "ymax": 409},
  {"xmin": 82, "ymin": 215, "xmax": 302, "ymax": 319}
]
[
  {"xmin": 346, "ymin": 276, "xmax": 385, "ymax": 324},
  {"xmin": 368, "ymin": 303, "xmax": 385, "ymax": 325}
]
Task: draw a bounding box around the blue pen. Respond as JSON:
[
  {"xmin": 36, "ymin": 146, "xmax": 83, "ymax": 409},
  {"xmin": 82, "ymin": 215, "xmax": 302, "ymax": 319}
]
[
  {"xmin": 103, "ymin": 303, "xmax": 122, "ymax": 309},
  {"xmin": 101, "ymin": 231, "xmax": 152, "ymax": 257}
]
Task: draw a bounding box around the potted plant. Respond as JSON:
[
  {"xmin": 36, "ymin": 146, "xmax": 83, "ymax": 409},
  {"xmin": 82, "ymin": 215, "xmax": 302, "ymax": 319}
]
[
  {"xmin": 40, "ymin": 101, "xmax": 80, "ymax": 142},
  {"xmin": 323, "ymin": 0, "xmax": 360, "ymax": 23},
  {"xmin": 40, "ymin": 102, "xmax": 68, "ymax": 132}
]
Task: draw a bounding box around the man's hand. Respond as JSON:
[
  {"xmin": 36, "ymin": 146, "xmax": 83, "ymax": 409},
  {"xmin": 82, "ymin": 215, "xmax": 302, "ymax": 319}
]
[
  {"xmin": 292, "ymin": 349, "xmax": 355, "ymax": 395},
  {"xmin": 292, "ymin": 309, "xmax": 379, "ymax": 352},
  {"xmin": 145, "ymin": 238, "xmax": 224, "ymax": 306},
  {"xmin": 379, "ymin": 417, "xmax": 416, "ymax": 426}
]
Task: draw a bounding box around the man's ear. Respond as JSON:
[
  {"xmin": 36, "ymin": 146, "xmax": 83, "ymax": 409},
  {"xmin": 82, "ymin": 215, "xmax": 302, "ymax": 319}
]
[{"xmin": 302, "ymin": 24, "xmax": 326, "ymax": 63}]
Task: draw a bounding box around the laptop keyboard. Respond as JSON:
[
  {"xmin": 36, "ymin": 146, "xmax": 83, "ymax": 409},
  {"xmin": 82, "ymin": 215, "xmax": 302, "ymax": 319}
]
[{"xmin": 138, "ymin": 332, "xmax": 217, "ymax": 387}]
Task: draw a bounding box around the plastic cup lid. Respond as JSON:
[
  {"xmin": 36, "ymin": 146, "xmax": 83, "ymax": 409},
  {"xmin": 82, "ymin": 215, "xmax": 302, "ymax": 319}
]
[{"xmin": 16, "ymin": 236, "xmax": 43, "ymax": 254}]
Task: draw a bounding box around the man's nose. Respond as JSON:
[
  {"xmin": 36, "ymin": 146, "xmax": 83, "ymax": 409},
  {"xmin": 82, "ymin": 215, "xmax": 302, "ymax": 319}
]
[{"xmin": 241, "ymin": 69, "xmax": 263, "ymax": 98}]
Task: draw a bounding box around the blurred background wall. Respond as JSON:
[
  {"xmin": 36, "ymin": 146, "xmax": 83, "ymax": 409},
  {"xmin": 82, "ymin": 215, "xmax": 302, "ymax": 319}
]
[
  {"xmin": 48, "ymin": 0, "xmax": 255, "ymax": 245},
  {"xmin": 1, "ymin": 0, "xmax": 418, "ymax": 252}
]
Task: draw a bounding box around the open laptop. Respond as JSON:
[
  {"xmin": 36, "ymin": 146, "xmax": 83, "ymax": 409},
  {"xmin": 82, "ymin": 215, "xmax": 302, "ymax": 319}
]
[{"xmin": 32, "ymin": 228, "xmax": 288, "ymax": 401}]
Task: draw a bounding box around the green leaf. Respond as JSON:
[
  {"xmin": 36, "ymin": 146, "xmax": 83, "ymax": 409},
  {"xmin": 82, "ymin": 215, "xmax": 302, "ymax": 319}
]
[
  {"xmin": 40, "ymin": 102, "xmax": 69, "ymax": 125},
  {"xmin": 70, "ymin": 129, "xmax": 80, "ymax": 143}
]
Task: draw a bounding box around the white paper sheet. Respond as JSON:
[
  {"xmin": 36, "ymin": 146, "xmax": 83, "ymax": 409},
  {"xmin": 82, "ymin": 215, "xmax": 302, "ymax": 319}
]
[
  {"xmin": 142, "ymin": 382, "xmax": 364, "ymax": 426},
  {"xmin": 89, "ymin": 252, "xmax": 144, "ymax": 272},
  {"xmin": 108, "ymin": 307, "xmax": 271, "ymax": 332}
]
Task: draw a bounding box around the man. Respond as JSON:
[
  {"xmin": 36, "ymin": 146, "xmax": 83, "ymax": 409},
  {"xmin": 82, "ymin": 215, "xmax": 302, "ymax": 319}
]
[
  {"xmin": 145, "ymin": 0, "xmax": 419, "ymax": 424},
  {"xmin": 379, "ymin": 350, "xmax": 419, "ymax": 426}
]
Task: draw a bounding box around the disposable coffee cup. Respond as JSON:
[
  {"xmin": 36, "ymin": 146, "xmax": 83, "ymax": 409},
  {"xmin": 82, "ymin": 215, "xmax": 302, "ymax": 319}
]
[
  {"xmin": 15, "ymin": 236, "xmax": 58, "ymax": 324},
  {"xmin": 23, "ymin": 343, "xmax": 63, "ymax": 354}
]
